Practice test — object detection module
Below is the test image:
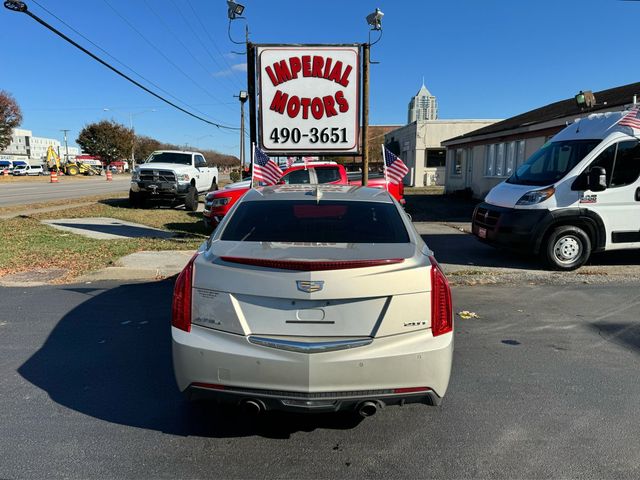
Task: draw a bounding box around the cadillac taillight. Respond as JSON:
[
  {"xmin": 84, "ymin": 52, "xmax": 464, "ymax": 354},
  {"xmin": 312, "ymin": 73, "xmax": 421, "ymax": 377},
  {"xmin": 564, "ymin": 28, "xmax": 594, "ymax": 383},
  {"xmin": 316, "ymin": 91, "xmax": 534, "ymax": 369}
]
[
  {"xmin": 171, "ymin": 254, "xmax": 198, "ymax": 332},
  {"xmin": 429, "ymin": 256, "xmax": 452, "ymax": 336}
]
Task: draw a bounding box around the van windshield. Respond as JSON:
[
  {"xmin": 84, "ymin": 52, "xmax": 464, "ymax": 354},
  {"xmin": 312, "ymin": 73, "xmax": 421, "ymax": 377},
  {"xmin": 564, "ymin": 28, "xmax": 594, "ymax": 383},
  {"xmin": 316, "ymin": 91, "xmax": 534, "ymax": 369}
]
[{"xmin": 507, "ymin": 139, "xmax": 600, "ymax": 186}]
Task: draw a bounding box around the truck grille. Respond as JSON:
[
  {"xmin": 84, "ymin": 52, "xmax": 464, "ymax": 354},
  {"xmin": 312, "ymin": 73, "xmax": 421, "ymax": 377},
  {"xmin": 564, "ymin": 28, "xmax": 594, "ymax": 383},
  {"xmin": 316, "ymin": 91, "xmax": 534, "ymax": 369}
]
[
  {"xmin": 474, "ymin": 206, "xmax": 500, "ymax": 229},
  {"xmin": 140, "ymin": 170, "xmax": 176, "ymax": 183}
]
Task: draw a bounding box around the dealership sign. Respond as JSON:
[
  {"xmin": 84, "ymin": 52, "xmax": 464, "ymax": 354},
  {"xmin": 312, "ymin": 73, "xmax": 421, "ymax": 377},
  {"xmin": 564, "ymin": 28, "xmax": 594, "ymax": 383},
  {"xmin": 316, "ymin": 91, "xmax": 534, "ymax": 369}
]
[{"xmin": 258, "ymin": 45, "xmax": 360, "ymax": 154}]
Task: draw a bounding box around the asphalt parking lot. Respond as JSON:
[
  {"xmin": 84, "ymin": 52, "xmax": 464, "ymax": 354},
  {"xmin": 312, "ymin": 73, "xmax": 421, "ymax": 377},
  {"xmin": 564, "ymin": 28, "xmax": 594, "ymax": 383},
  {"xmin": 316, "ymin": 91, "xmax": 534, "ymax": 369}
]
[{"xmin": 1, "ymin": 279, "xmax": 639, "ymax": 479}]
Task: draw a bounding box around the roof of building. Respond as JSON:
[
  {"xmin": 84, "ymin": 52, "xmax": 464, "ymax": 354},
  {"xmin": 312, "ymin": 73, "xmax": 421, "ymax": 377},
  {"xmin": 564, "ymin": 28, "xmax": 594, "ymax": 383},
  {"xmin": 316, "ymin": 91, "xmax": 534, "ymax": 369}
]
[{"xmin": 444, "ymin": 81, "xmax": 640, "ymax": 143}]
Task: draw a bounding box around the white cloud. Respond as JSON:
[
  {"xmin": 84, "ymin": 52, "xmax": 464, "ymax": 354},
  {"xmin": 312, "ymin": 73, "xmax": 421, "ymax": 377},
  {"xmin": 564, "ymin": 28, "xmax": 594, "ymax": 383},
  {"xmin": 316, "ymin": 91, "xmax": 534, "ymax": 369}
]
[{"xmin": 212, "ymin": 63, "xmax": 247, "ymax": 77}]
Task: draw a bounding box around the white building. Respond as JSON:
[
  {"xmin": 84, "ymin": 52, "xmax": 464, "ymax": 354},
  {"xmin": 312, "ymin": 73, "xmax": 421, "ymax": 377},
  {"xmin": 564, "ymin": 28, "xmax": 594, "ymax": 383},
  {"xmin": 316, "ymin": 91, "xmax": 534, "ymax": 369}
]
[
  {"xmin": 408, "ymin": 82, "xmax": 438, "ymax": 122},
  {"xmin": 384, "ymin": 120, "xmax": 500, "ymax": 187},
  {"xmin": 0, "ymin": 129, "xmax": 79, "ymax": 165}
]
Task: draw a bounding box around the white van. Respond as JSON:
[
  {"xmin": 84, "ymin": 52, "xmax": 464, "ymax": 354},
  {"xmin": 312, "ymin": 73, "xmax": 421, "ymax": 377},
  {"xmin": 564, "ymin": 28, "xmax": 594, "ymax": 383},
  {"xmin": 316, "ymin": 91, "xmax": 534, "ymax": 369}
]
[
  {"xmin": 12, "ymin": 164, "xmax": 44, "ymax": 176},
  {"xmin": 472, "ymin": 110, "xmax": 640, "ymax": 270}
]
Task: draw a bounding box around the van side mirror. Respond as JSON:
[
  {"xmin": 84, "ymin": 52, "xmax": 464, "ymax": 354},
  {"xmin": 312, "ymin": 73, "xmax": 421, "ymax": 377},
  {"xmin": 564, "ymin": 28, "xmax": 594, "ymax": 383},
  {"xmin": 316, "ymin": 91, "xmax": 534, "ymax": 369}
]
[{"xmin": 588, "ymin": 166, "xmax": 607, "ymax": 192}]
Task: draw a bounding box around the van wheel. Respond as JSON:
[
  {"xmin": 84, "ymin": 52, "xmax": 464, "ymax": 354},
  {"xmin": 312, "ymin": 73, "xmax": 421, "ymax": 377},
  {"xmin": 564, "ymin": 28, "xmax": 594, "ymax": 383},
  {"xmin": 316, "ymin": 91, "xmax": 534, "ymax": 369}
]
[
  {"xmin": 184, "ymin": 186, "xmax": 199, "ymax": 211},
  {"xmin": 543, "ymin": 225, "xmax": 591, "ymax": 271}
]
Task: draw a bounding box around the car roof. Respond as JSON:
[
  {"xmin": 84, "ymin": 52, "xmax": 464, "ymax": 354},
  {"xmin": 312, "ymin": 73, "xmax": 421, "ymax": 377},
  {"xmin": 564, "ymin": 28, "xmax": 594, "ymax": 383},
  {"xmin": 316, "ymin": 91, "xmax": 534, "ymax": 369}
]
[
  {"xmin": 151, "ymin": 150, "xmax": 200, "ymax": 155},
  {"xmin": 241, "ymin": 185, "xmax": 393, "ymax": 203}
]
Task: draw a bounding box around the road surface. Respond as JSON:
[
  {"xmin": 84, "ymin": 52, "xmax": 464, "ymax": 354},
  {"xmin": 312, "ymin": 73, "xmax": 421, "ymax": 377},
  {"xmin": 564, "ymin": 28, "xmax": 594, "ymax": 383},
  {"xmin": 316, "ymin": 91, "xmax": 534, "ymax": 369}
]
[
  {"xmin": 0, "ymin": 176, "xmax": 131, "ymax": 206},
  {"xmin": 1, "ymin": 280, "xmax": 639, "ymax": 479}
]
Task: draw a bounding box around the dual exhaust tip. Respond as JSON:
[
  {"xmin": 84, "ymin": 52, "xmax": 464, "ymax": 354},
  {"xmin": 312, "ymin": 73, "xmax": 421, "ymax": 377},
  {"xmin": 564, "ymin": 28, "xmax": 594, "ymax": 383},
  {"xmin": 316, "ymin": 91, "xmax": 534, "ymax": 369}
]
[{"xmin": 240, "ymin": 399, "xmax": 380, "ymax": 418}]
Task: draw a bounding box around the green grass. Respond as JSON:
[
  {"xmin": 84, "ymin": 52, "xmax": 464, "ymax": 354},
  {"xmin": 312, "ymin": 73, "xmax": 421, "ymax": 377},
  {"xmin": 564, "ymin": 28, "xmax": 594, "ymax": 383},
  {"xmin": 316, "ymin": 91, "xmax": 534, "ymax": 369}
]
[{"xmin": 0, "ymin": 198, "xmax": 206, "ymax": 282}]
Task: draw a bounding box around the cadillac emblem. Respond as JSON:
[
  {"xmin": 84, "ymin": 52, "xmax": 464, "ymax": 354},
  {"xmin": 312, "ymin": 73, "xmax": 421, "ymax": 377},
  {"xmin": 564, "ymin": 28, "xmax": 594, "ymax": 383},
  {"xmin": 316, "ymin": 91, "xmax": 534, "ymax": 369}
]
[{"xmin": 296, "ymin": 280, "xmax": 324, "ymax": 293}]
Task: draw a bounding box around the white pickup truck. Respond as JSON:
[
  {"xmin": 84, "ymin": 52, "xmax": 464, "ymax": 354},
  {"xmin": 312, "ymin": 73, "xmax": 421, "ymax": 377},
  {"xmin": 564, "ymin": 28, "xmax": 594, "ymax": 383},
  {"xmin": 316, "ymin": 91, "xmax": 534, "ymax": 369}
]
[{"xmin": 129, "ymin": 150, "xmax": 219, "ymax": 211}]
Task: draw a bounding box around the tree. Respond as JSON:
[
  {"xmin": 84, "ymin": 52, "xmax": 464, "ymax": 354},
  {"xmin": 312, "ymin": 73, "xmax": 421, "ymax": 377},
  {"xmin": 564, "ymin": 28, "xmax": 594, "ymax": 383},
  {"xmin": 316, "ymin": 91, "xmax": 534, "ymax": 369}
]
[
  {"xmin": 134, "ymin": 135, "xmax": 162, "ymax": 163},
  {"xmin": 0, "ymin": 91, "xmax": 23, "ymax": 152},
  {"xmin": 76, "ymin": 120, "xmax": 134, "ymax": 164}
]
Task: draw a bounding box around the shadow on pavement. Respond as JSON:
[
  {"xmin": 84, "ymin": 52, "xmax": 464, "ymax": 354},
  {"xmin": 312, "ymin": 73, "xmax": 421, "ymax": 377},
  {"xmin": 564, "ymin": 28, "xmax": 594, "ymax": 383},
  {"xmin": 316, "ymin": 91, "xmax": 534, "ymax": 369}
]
[
  {"xmin": 406, "ymin": 193, "xmax": 479, "ymax": 222},
  {"xmin": 585, "ymin": 322, "xmax": 640, "ymax": 355},
  {"xmin": 18, "ymin": 280, "xmax": 362, "ymax": 439},
  {"xmin": 49, "ymin": 221, "xmax": 175, "ymax": 239},
  {"xmin": 421, "ymin": 233, "xmax": 541, "ymax": 270}
]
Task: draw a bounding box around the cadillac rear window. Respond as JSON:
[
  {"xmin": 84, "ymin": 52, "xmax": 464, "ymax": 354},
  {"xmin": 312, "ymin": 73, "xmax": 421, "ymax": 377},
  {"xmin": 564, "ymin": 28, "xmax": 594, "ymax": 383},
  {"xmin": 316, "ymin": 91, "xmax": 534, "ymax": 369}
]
[{"xmin": 221, "ymin": 200, "xmax": 410, "ymax": 243}]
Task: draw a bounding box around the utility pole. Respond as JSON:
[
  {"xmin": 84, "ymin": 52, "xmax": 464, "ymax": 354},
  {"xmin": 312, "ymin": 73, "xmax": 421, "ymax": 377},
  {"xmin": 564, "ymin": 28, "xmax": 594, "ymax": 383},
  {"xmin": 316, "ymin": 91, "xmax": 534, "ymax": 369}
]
[
  {"xmin": 361, "ymin": 43, "xmax": 370, "ymax": 187},
  {"xmin": 235, "ymin": 91, "xmax": 248, "ymax": 168},
  {"xmin": 60, "ymin": 129, "xmax": 70, "ymax": 163}
]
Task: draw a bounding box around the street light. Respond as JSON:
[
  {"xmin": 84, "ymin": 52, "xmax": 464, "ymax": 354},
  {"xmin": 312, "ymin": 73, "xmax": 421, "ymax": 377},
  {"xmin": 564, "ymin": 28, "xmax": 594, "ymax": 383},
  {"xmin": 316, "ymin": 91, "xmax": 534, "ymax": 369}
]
[
  {"xmin": 366, "ymin": 7, "xmax": 384, "ymax": 31},
  {"xmin": 227, "ymin": 0, "xmax": 244, "ymax": 19},
  {"xmin": 360, "ymin": 8, "xmax": 385, "ymax": 187}
]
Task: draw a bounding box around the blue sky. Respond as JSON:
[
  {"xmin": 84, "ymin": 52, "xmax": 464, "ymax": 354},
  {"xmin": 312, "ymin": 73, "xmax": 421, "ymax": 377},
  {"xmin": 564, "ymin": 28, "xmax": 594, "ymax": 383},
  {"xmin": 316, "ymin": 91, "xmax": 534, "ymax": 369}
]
[{"xmin": 1, "ymin": 0, "xmax": 639, "ymax": 155}]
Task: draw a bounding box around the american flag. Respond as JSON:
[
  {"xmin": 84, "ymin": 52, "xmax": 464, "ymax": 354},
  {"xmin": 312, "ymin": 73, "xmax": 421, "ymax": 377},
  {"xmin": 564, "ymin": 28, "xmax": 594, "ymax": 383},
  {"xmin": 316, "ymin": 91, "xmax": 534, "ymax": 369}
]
[
  {"xmin": 253, "ymin": 146, "xmax": 283, "ymax": 185},
  {"xmin": 618, "ymin": 106, "xmax": 640, "ymax": 130},
  {"xmin": 383, "ymin": 146, "xmax": 409, "ymax": 185}
]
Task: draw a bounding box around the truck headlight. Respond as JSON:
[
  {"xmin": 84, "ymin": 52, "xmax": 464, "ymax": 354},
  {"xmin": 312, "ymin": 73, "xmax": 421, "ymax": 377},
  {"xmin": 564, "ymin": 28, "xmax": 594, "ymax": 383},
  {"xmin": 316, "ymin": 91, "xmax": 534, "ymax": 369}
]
[
  {"xmin": 177, "ymin": 173, "xmax": 190, "ymax": 182},
  {"xmin": 131, "ymin": 169, "xmax": 140, "ymax": 181},
  {"xmin": 516, "ymin": 186, "xmax": 555, "ymax": 205}
]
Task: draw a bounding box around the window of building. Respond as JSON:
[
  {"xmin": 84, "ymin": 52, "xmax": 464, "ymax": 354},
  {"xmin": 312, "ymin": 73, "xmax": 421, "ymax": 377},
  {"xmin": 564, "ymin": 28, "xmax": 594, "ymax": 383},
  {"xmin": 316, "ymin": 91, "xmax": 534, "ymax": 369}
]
[
  {"xmin": 516, "ymin": 140, "xmax": 526, "ymax": 166},
  {"xmin": 426, "ymin": 149, "xmax": 446, "ymax": 167},
  {"xmin": 485, "ymin": 141, "xmax": 526, "ymax": 177},
  {"xmin": 506, "ymin": 142, "xmax": 516, "ymax": 176},
  {"xmin": 452, "ymin": 149, "xmax": 463, "ymax": 176},
  {"xmin": 495, "ymin": 143, "xmax": 505, "ymax": 176},
  {"xmin": 484, "ymin": 144, "xmax": 495, "ymax": 176}
]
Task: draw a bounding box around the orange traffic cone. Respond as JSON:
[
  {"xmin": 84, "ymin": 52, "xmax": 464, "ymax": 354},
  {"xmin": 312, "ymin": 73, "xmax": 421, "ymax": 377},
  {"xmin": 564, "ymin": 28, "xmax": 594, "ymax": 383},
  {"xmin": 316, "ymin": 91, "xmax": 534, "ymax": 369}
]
[
  {"xmin": 50, "ymin": 170, "xmax": 59, "ymax": 183},
  {"xmin": 106, "ymin": 169, "xmax": 113, "ymax": 181}
]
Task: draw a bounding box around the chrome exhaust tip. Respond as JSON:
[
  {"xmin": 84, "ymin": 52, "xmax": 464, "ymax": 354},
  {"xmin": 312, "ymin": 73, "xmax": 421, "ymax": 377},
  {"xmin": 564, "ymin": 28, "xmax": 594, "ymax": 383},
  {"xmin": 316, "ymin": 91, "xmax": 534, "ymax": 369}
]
[
  {"xmin": 357, "ymin": 401, "xmax": 378, "ymax": 418},
  {"xmin": 241, "ymin": 399, "xmax": 263, "ymax": 415}
]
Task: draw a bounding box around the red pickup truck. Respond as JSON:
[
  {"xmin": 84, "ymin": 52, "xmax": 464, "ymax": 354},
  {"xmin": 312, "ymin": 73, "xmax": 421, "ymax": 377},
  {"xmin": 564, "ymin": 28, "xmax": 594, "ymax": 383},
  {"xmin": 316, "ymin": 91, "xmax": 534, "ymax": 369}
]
[{"xmin": 203, "ymin": 162, "xmax": 405, "ymax": 230}]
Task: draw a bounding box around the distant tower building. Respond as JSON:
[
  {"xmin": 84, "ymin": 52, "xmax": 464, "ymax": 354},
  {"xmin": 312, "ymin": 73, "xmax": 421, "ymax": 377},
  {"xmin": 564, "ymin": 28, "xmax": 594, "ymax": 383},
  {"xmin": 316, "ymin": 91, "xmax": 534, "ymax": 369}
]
[{"xmin": 408, "ymin": 80, "xmax": 438, "ymax": 122}]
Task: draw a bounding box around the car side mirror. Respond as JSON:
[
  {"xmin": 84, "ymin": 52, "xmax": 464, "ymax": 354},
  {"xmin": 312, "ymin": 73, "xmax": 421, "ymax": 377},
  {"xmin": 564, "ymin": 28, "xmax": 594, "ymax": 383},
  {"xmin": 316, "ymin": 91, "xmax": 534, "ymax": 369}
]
[{"xmin": 587, "ymin": 166, "xmax": 607, "ymax": 192}]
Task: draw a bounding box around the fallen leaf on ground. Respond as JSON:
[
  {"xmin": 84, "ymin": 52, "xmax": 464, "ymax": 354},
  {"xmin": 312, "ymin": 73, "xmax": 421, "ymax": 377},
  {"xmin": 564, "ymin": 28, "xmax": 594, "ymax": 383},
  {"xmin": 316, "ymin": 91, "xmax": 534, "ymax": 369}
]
[{"xmin": 457, "ymin": 310, "xmax": 480, "ymax": 320}]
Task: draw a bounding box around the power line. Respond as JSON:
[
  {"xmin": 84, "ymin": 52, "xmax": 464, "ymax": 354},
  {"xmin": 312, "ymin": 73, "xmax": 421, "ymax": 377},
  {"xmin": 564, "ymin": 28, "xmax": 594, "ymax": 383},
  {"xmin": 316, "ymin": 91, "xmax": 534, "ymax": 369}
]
[
  {"xmin": 102, "ymin": 0, "xmax": 233, "ymax": 114},
  {"xmin": 169, "ymin": 0, "xmax": 243, "ymax": 89},
  {"xmin": 4, "ymin": 0, "xmax": 239, "ymax": 130},
  {"xmin": 28, "ymin": 0, "xmax": 229, "ymax": 124},
  {"xmin": 183, "ymin": 0, "xmax": 246, "ymax": 88},
  {"xmin": 142, "ymin": 0, "xmax": 239, "ymax": 96}
]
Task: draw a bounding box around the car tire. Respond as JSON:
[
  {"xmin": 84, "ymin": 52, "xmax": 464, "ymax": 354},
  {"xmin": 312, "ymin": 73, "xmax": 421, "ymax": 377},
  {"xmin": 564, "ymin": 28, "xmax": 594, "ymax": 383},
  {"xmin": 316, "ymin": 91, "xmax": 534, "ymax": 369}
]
[
  {"xmin": 129, "ymin": 189, "xmax": 141, "ymax": 208},
  {"xmin": 209, "ymin": 177, "xmax": 218, "ymax": 192},
  {"xmin": 184, "ymin": 185, "xmax": 199, "ymax": 211},
  {"xmin": 543, "ymin": 225, "xmax": 591, "ymax": 271}
]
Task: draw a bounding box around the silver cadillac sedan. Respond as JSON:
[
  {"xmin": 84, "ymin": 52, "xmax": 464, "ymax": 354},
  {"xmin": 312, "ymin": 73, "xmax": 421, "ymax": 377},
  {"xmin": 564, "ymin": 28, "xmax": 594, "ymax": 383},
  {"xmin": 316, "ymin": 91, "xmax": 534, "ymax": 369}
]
[{"xmin": 172, "ymin": 184, "xmax": 453, "ymax": 417}]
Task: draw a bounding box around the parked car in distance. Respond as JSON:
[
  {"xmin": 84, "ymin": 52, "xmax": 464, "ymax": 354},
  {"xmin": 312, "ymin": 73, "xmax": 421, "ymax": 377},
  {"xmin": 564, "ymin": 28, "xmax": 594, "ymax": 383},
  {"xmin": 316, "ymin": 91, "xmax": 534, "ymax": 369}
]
[
  {"xmin": 129, "ymin": 150, "xmax": 219, "ymax": 211},
  {"xmin": 173, "ymin": 184, "xmax": 453, "ymax": 416},
  {"xmin": 473, "ymin": 111, "xmax": 640, "ymax": 270},
  {"xmin": 12, "ymin": 164, "xmax": 45, "ymax": 176},
  {"xmin": 203, "ymin": 162, "xmax": 405, "ymax": 230}
]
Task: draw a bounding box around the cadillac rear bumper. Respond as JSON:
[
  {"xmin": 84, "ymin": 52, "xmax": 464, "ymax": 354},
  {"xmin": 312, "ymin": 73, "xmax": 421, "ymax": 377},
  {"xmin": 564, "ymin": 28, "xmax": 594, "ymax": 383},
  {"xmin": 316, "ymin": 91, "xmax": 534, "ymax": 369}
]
[
  {"xmin": 186, "ymin": 382, "xmax": 441, "ymax": 413},
  {"xmin": 172, "ymin": 325, "xmax": 453, "ymax": 412}
]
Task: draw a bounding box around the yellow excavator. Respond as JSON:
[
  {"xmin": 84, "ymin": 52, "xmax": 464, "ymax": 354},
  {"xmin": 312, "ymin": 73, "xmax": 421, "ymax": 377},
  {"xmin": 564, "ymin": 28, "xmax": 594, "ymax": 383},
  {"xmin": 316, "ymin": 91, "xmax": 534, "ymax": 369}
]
[{"xmin": 46, "ymin": 146, "xmax": 102, "ymax": 176}]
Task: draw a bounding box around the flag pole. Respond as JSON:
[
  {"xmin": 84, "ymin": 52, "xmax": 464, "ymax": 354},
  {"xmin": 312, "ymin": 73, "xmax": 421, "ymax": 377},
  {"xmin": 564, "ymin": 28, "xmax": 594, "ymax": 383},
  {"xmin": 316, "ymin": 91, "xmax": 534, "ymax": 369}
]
[
  {"xmin": 250, "ymin": 142, "xmax": 255, "ymax": 189},
  {"xmin": 381, "ymin": 144, "xmax": 389, "ymax": 189}
]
